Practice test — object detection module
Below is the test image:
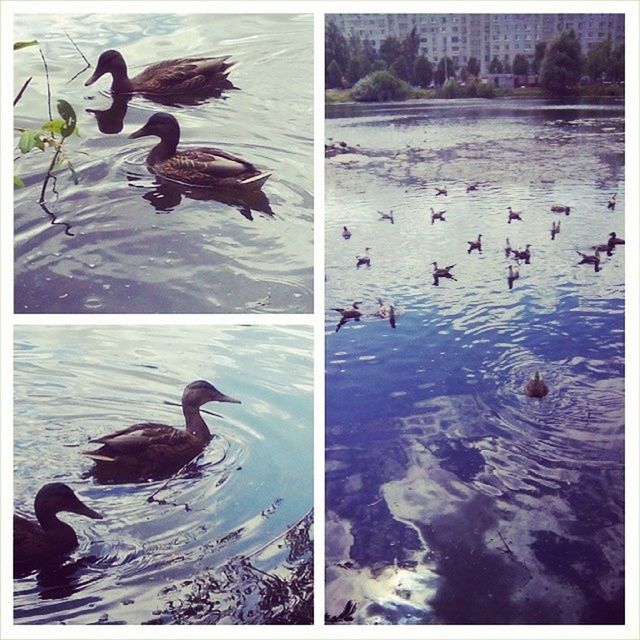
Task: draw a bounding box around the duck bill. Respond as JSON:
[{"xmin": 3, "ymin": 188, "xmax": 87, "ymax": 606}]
[
  {"xmin": 217, "ymin": 393, "xmax": 241, "ymax": 404},
  {"xmin": 128, "ymin": 124, "xmax": 151, "ymax": 139},
  {"xmin": 75, "ymin": 501, "xmax": 103, "ymax": 520},
  {"xmin": 84, "ymin": 69, "xmax": 103, "ymax": 87}
]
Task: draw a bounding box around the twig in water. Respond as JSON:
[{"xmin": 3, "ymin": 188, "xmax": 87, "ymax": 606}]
[
  {"xmin": 497, "ymin": 530, "xmax": 514, "ymax": 557},
  {"xmin": 63, "ymin": 28, "xmax": 90, "ymax": 67},
  {"xmin": 13, "ymin": 77, "xmax": 32, "ymax": 106},
  {"xmin": 38, "ymin": 48, "xmax": 52, "ymax": 122}
]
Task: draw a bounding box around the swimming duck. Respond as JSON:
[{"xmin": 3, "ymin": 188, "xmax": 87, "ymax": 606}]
[
  {"xmin": 376, "ymin": 298, "xmax": 396, "ymax": 329},
  {"xmin": 85, "ymin": 49, "xmax": 234, "ymax": 96},
  {"xmin": 608, "ymin": 231, "xmax": 625, "ymax": 246},
  {"xmin": 467, "ymin": 234, "xmax": 482, "ymax": 253},
  {"xmin": 592, "ymin": 242, "xmax": 613, "ymax": 257},
  {"xmin": 435, "ymin": 186, "xmax": 447, "ymax": 196},
  {"xmin": 430, "ymin": 207, "xmax": 446, "ymax": 224},
  {"xmin": 378, "ymin": 210, "xmax": 394, "ymax": 224},
  {"xmin": 577, "ymin": 248, "xmax": 601, "ymax": 272},
  {"xmin": 524, "ymin": 371, "xmax": 549, "ymax": 398},
  {"xmin": 356, "ymin": 248, "xmax": 371, "ymax": 268},
  {"xmin": 432, "ymin": 262, "xmax": 456, "ymax": 278},
  {"xmin": 551, "ymin": 220, "xmax": 561, "ymax": 240},
  {"xmin": 342, "ymin": 226, "xmax": 352, "ymax": 239},
  {"xmin": 466, "ymin": 182, "xmax": 479, "ymax": 193},
  {"xmin": 129, "ymin": 113, "xmax": 271, "ymax": 191},
  {"xmin": 507, "ymin": 264, "xmax": 520, "ymax": 290},
  {"xmin": 512, "ymin": 244, "xmax": 531, "ymax": 264},
  {"xmin": 507, "ymin": 207, "xmax": 522, "ymax": 224},
  {"xmin": 332, "ymin": 302, "xmax": 362, "ymax": 332},
  {"xmin": 607, "ymin": 193, "xmax": 616, "ymax": 210},
  {"xmin": 14, "ymin": 483, "xmax": 102, "ymax": 572},
  {"xmin": 83, "ymin": 380, "xmax": 240, "ymax": 484},
  {"xmin": 505, "ymin": 237, "xmax": 512, "ymax": 257},
  {"xmin": 551, "ymin": 205, "xmax": 571, "ymax": 215}
]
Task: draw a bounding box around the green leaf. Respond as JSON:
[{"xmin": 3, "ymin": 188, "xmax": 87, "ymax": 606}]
[
  {"xmin": 14, "ymin": 40, "xmax": 39, "ymax": 51},
  {"xmin": 56, "ymin": 99, "xmax": 77, "ymax": 138},
  {"xmin": 42, "ymin": 118, "xmax": 65, "ymax": 134},
  {"xmin": 14, "ymin": 176, "xmax": 25, "ymax": 187},
  {"xmin": 18, "ymin": 130, "xmax": 36, "ymax": 154},
  {"xmin": 33, "ymin": 134, "xmax": 46, "ymax": 151}
]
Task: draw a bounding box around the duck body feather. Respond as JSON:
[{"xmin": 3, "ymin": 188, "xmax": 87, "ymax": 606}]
[{"xmin": 14, "ymin": 514, "xmax": 78, "ymax": 566}]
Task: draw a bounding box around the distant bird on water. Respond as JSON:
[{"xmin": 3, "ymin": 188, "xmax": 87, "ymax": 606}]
[
  {"xmin": 467, "ymin": 234, "xmax": 482, "ymax": 253},
  {"xmin": 507, "ymin": 264, "xmax": 520, "ymax": 289},
  {"xmin": 466, "ymin": 182, "xmax": 479, "ymax": 193},
  {"xmin": 551, "ymin": 205, "xmax": 571, "ymax": 215},
  {"xmin": 342, "ymin": 226, "xmax": 352, "ymax": 239},
  {"xmin": 431, "ymin": 207, "xmax": 446, "ymax": 224},
  {"xmin": 378, "ymin": 210, "xmax": 395, "ymax": 224},
  {"xmin": 551, "ymin": 220, "xmax": 561, "ymax": 240},
  {"xmin": 332, "ymin": 302, "xmax": 362, "ymax": 332},
  {"xmin": 435, "ymin": 186, "xmax": 448, "ymax": 196},
  {"xmin": 507, "ymin": 206, "xmax": 522, "ymax": 224},
  {"xmin": 607, "ymin": 193, "xmax": 617, "ymax": 210},
  {"xmin": 356, "ymin": 248, "xmax": 371, "ymax": 268},
  {"xmin": 524, "ymin": 371, "xmax": 549, "ymax": 398}
]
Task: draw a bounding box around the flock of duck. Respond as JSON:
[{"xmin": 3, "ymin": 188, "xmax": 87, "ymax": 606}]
[
  {"xmin": 83, "ymin": 49, "xmax": 271, "ymax": 190},
  {"xmin": 14, "ymin": 379, "xmax": 240, "ymax": 575},
  {"xmin": 333, "ymin": 182, "xmax": 624, "ymax": 399}
]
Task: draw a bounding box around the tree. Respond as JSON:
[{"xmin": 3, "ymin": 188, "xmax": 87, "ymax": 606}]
[
  {"xmin": 402, "ymin": 27, "xmax": 420, "ymax": 78},
  {"xmin": 586, "ymin": 39, "xmax": 611, "ymax": 81},
  {"xmin": 390, "ymin": 55, "xmax": 409, "ymax": 81},
  {"xmin": 379, "ymin": 36, "xmax": 403, "ymax": 67},
  {"xmin": 503, "ymin": 58, "xmax": 512, "ymax": 74},
  {"xmin": 467, "ymin": 56, "xmax": 480, "ymax": 77},
  {"xmin": 540, "ymin": 30, "xmax": 583, "ymax": 94},
  {"xmin": 346, "ymin": 57, "xmax": 363, "ymax": 87},
  {"xmin": 489, "ymin": 56, "xmax": 503, "ymax": 73},
  {"xmin": 326, "ymin": 59, "xmax": 343, "ymax": 89},
  {"xmin": 513, "ymin": 54, "xmax": 529, "ymax": 76},
  {"xmin": 435, "ymin": 56, "xmax": 456, "ymax": 85},
  {"xmin": 325, "ymin": 21, "xmax": 348, "ymax": 80},
  {"xmin": 532, "ymin": 41, "xmax": 547, "ymax": 74},
  {"xmin": 413, "ymin": 56, "xmax": 433, "ymax": 88},
  {"xmin": 351, "ymin": 70, "xmax": 412, "ymax": 102},
  {"xmin": 610, "ymin": 43, "xmax": 624, "ymax": 82}
]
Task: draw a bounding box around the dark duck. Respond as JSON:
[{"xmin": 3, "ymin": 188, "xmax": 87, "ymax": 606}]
[
  {"xmin": 83, "ymin": 380, "xmax": 240, "ymax": 484},
  {"xmin": 85, "ymin": 49, "xmax": 234, "ymax": 96},
  {"xmin": 129, "ymin": 113, "xmax": 271, "ymax": 190},
  {"xmin": 14, "ymin": 483, "xmax": 102, "ymax": 573}
]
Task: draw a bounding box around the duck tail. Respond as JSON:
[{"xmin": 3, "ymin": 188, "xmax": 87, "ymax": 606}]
[
  {"xmin": 240, "ymin": 172, "xmax": 272, "ymax": 190},
  {"xmin": 82, "ymin": 451, "xmax": 116, "ymax": 462}
]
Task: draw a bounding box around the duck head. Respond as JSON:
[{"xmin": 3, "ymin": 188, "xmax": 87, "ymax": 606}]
[
  {"xmin": 35, "ymin": 483, "xmax": 103, "ymax": 523},
  {"xmin": 182, "ymin": 380, "xmax": 241, "ymax": 409},
  {"xmin": 129, "ymin": 112, "xmax": 180, "ymax": 141},
  {"xmin": 85, "ymin": 49, "xmax": 128, "ymax": 87}
]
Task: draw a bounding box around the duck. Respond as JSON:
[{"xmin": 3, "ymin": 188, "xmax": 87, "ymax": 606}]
[
  {"xmin": 512, "ymin": 244, "xmax": 531, "ymax": 264},
  {"xmin": 551, "ymin": 205, "xmax": 571, "ymax": 215},
  {"xmin": 14, "ymin": 483, "xmax": 102, "ymax": 572},
  {"xmin": 507, "ymin": 206, "xmax": 522, "ymax": 223},
  {"xmin": 466, "ymin": 182, "xmax": 479, "ymax": 193},
  {"xmin": 84, "ymin": 49, "xmax": 234, "ymax": 96},
  {"xmin": 467, "ymin": 234, "xmax": 482, "ymax": 253},
  {"xmin": 376, "ymin": 298, "xmax": 396, "ymax": 329},
  {"xmin": 592, "ymin": 241, "xmax": 613, "ymax": 257},
  {"xmin": 505, "ymin": 237, "xmax": 512, "ymax": 257},
  {"xmin": 432, "ymin": 262, "xmax": 456, "ymax": 278},
  {"xmin": 342, "ymin": 226, "xmax": 352, "ymax": 239},
  {"xmin": 332, "ymin": 302, "xmax": 362, "ymax": 332},
  {"xmin": 356, "ymin": 248, "xmax": 371, "ymax": 268},
  {"xmin": 378, "ymin": 210, "xmax": 394, "ymax": 224},
  {"xmin": 129, "ymin": 113, "xmax": 271, "ymax": 191},
  {"xmin": 551, "ymin": 220, "xmax": 561, "ymax": 240},
  {"xmin": 577, "ymin": 248, "xmax": 601, "ymax": 272},
  {"xmin": 430, "ymin": 207, "xmax": 446, "ymax": 224},
  {"xmin": 608, "ymin": 231, "xmax": 625, "ymax": 246},
  {"xmin": 524, "ymin": 371, "xmax": 549, "ymax": 398},
  {"xmin": 435, "ymin": 186, "xmax": 448, "ymax": 196},
  {"xmin": 607, "ymin": 193, "xmax": 617, "ymax": 210},
  {"xmin": 507, "ymin": 264, "xmax": 520, "ymax": 290},
  {"xmin": 83, "ymin": 380, "xmax": 240, "ymax": 484}
]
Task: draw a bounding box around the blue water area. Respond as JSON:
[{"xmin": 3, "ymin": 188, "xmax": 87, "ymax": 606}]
[
  {"xmin": 325, "ymin": 99, "xmax": 624, "ymax": 624},
  {"xmin": 13, "ymin": 325, "xmax": 313, "ymax": 624},
  {"xmin": 14, "ymin": 13, "xmax": 313, "ymax": 313}
]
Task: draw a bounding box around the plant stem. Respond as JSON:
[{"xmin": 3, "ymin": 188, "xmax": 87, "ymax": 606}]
[
  {"xmin": 38, "ymin": 47, "xmax": 52, "ymax": 122},
  {"xmin": 13, "ymin": 77, "xmax": 32, "ymax": 107}
]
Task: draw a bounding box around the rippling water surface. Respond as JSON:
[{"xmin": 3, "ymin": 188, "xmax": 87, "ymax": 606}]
[
  {"xmin": 14, "ymin": 325, "xmax": 313, "ymax": 624},
  {"xmin": 14, "ymin": 13, "xmax": 313, "ymax": 313},
  {"xmin": 325, "ymin": 99, "xmax": 624, "ymax": 624}
]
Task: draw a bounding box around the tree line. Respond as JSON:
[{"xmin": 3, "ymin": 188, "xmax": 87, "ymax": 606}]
[{"xmin": 326, "ymin": 20, "xmax": 625, "ymax": 96}]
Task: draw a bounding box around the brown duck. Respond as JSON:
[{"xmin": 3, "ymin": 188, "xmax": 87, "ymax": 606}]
[
  {"xmin": 85, "ymin": 49, "xmax": 234, "ymax": 96},
  {"xmin": 83, "ymin": 380, "xmax": 240, "ymax": 484},
  {"xmin": 129, "ymin": 113, "xmax": 271, "ymax": 190},
  {"xmin": 524, "ymin": 371, "xmax": 549, "ymax": 398},
  {"xmin": 14, "ymin": 483, "xmax": 102, "ymax": 572}
]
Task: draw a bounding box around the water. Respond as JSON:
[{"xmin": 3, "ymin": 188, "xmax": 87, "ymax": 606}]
[
  {"xmin": 13, "ymin": 325, "xmax": 313, "ymax": 624},
  {"xmin": 13, "ymin": 13, "xmax": 313, "ymax": 313},
  {"xmin": 325, "ymin": 99, "xmax": 625, "ymax": 624}
]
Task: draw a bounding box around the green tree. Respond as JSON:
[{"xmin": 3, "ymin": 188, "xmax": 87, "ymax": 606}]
[
  {"xmin": 413, "ymin": 55, "xmax": 433, "ymax": 87},
  {"xmin": 346, "ymin": 57, "xmax": 363, "ymax": 87},
  {"xmin": 351, "ymin": 70, "xmax": 412, "ymax": 102},
  {"xmin": 513, "ymin": 54, "xmax": 529, "ymax": 75},
  {"xmin": 466, "ymin": 56, "xmax": 480, "ymax": 77},
  {"xmin": 610, "ymin": 43, "xmax": 624, "ymax": 82},
  {"xmin": 379, "ymin": 36, "xmax": 403, "ymax": 67},
  {"xmin": 586, "ymin": 39, "xmax": 611, "ymax": 81},
  {"xmin": 540, "ymin": 30, "xmax": 583, "ymax": 94},
  {"xmin": 489, "ymin": 56, "xmax": 503, "ymax": 73},
  {"xmin": 435, "ymin": 56, "xmax": 456, "ymax": 85},
  {"xmin": 390, "ymin": 55, "xmax": 409, "ymax": 81},
  {"xmin": 402, "ymin": 27, "xmax": 420, "ymax": 78},
  {"xmin": 325, "ymin": 20, "xmax": 348, "ymax": 81},
  {"xmin": 326, "ymin": 59, "xmax": 343, "ymax": 89},
  {"xmin": 532, "ymin": 41, "xmax": 547, "ymax": 74}
]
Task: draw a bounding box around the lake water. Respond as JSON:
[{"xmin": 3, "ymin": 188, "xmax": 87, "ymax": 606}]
[
  {"xmin": 13, "ymin": 325, "xmax": 313, "ymax": 624},
  {"xmin": 13, "ymin": 13, "xmax": 313, "ymax": 313},
  {"xmin": 325, "ymin": 99, "xmax": 625, "ymax": 624}
]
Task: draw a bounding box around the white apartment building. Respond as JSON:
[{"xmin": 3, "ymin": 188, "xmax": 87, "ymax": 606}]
[{"xmin": 329, "ymin": 14, "xmax": 625, "ymax": 75}]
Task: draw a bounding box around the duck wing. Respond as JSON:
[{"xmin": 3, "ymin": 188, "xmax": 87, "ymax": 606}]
[
  {"xmin": 134, "ymin": 56, "xmax": 234, "ymax": 92},
  {"xmin": 86, "ymin": 423, "xmax": 191, "ymax": 456},
  {"xmin": 157, "ymin": 148, "xmax": 260, "ymax": 184}
]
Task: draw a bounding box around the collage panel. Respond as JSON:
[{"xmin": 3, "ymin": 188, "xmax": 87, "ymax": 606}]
[
  {"xmin": 13, "ymin": 324, "xmax": 313, "ymax": 624},
  {"xmin": 13, "ymin": 12, "xmax": 313, "ymax": 314},
  {"xmin": 325, "ymin": 12, "xmax": 625, "ymax": 625}
]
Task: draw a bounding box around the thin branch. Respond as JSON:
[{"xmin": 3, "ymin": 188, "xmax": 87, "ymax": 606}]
[
  {"xmin": 63, "ymin": 28, "xmax": 90, "ymax": 66},
  {"xmin": 13, "ymin": 77, "xmax": 32, "ymax": 107},
  {"xmin": 38, "ymin": 47, "xmax": 52, "ymax": 122}
]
